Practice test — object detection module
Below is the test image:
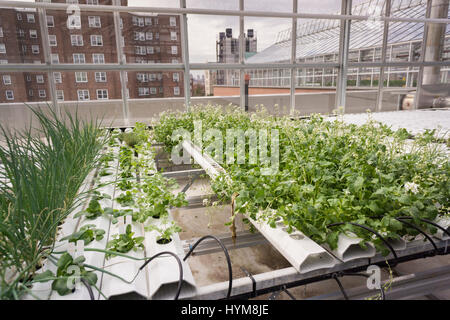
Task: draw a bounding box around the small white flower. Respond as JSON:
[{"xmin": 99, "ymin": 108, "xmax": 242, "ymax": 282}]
[
  {"xmin": 404, "ymin": 182, "xmax": 419, "ymax": 195},
  {"xmin": 202, "ymin": 199, "xmax": 210, "ymax": 206}
]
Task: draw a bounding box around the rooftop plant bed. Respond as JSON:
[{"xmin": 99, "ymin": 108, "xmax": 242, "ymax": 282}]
[
  {"xmin": 0, "ymin": 112, "xmax": 188, "ymax": 300},
  {"xmin": 153, "ymin": 106, "xmax": 450, "ymax": 256}
]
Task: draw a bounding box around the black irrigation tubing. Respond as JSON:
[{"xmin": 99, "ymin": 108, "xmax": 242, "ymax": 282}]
[
  {"xmin": 80, "ymin": 278, "xmax": 95, "ymax": 300},
  {"xmin": 327, "ymin": 222, "xmax": 398, "ymax": 261},
  {"xmin": 397, "ymin": 216, "xmax": 450, "ymax": 238},
  {"xmin": 332, "ymin": 274, "xmax": 349, "ymax": 300},
  {"xmin": 395, "ymin": 218, "xmax": 439, "ymax": 254},
  {"xmin": 184, "ymin": 235, "xmax": 233, "ymax": 299},
  {"xmin": 139, "ymin": 251, "xmax": 184, "ymax": 300}
]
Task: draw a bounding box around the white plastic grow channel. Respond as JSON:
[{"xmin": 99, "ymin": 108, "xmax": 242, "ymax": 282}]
[{"xmin": 182, "ymin": 140, "xmax": 340, "ymax": 273}]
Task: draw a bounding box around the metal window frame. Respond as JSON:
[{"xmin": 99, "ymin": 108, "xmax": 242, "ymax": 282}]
[{"xmin": 0, "ymin": 0, "xmax": 448, "ymax": 119}]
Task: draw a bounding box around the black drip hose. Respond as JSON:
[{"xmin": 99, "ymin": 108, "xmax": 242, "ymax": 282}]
[
  {"xmin": 80, "ymin": 278, "xmax": 95, "ymax": 300},
  {"xmin": 184, "ymin": 235, "xmax": 233, "ymax": 299},
  {"xmin": 139, "ymin": 251, "xmax": 184, "ymax": 300},
  {"xmin": 327, "ymin": 222, "xmax": 398, "ymax": 261},
  {"xmin": 332, "ymin": 274, "xmax": 349, "ymax": 300}
]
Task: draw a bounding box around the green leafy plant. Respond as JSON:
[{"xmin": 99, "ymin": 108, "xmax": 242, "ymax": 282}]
[
  {"xmin": 0, "ymin": 105, "xmax": 106, "ymax": 299},
  {"xmin": 61, "ymin": 225, "xmax": 105, "ymax": 245},
  {"xmin": 33, "ymin": 253, "xmax": 97, "ymax": 296},
  {"xmin": 74, "ymin": 192, "xmax": 110, "ymax": 220},
  {"xmin": 145, "ymin": 219, "xmax": 182, "ymax": 244},
  {"xmin": 115, "ymin": 191, "xmax": 135, "ymax": 207},
  {"xmin": 106, "ymin": 225, "xmax": 144, "ymax": 259},
  {"xmin": 154, "ymin": 105, "xmax": 450, "ymax": 255}
]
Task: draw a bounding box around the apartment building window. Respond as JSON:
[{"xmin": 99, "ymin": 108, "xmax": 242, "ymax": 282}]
[
  {"xmin": 150, "ymin": 87, "xmax": 157, "ymax": 94},
  {"xmin": 5, "ymin": 90, "xmax": 14, "ymax": 100},
  {"xmin": 0, "ymin": 28, "xmax": 3, "ymax": 38},
  {"xmin": 36, "ymin": 75, "xmax": 44, "ymax": 83},
  {"xmin": 49, "ymin": 35, "xmax": 57, "ymax": 47},
  {"xmin": 145, "ymin": 17, "xmax": 152, "ymax": 25},
  {"xmin": 135, "ymin": 46, "xmax": 146, "ymax": 55},
  {"xmin": 96, "ymin": 89, "xmax": 108, "ymax": 100},
  {"xmin": 18, "ymin": 30, "xmax": 24, "ymax": 38},
  {"xmin": 174, "ymin": 86, "xmax": 180, "ymax": 95},
  {"xmin": 77, "ymin": 90, "xmax": 90, "ymax": 101},
  {"xmin": 170, "ymin": 17, "xmax": 176, "ymax": 27},
  {"xmin": 155, "ymin": 32, "xmax": 159, "ymax": 40},
  {"xmin": 26, "ymin": 75, "xmax": 31, "ymax": 82},
  {"xmin": 39, "ymin": 90, "xmax": 46, "ymax": 98},
  {"xmin": 56, "ymin": 90, "xmax": 64, "ymax": 101},
  {"xmin": 95, "ymin": 72, "xmax": 106, "ymax": 82},
  {"xmin": 73, "ymin": 53, "xmax": 85, "ymax": 64},
  {"xmin": 29, "ymin": 89, "xmax": 33, "ymax": 97},
  {"xmin": 17, "ymin": 13, "xmax": 22, "ymax": 21},
  {"xmin": 147, "ymin": 46, "xmax": 154, "ymax": 54},
  {"xmin": 92, "ymin": 53, "xmax": 104, "ymax": 64},
  {"xmin": 27, "ymin": 14, "xmax": 35, "ymax": 23},
  {"xmin": 121, "ymin": 36, "xmax": 125, "ymax": 47},
  {"xmin": 171, "ymin": 46, "xmax": 178, "ymax": 55},
  {"xmin": 137, "ymin": 73, "xmax": 148, "ymax": 82},
  {"xmin": 51, "ymin": 53, "xmax": 59, "ymax": 64},
  {"xmin": 54, "ymin": 72, "xmax": 62, "ymax": 83},
  {"xmin": 0, "ymin": 59, "xmax": 7, "ymax": 64},
  {"xmin": 146, "ymin": 32, "xmax": 153, "ymax": 40},
  {"xmin": 132, "ymin": 16, "xmax": 144, "ymax": 27},
  {"xmin": 88, "ymin": 16, "xmax": 101, "ymax": 28},
  {"xmin": 157, "ymin": 73, "xmax": 162, "ymax": 80},
  {"xmin": 3, "ymin": 75, "xmax": 11, "ymax": 85},
  {"xmin": 138, "ymin": 87, "xmax": 149, "ymax": 96},
  {"xmin": 172, "ymin": 58, "xmax": 179, "ymax": 63},
  {"xmin": 32, "ymin": 45, "xmax": 40, "ymax": 54},
  {"xmin": 30, "ymin": 30, "xmax": 38, "ymax": 39},
  {"xmin": 90, "ymin": 35, "xmax": 103, "ymax": 46},
  {"xmin": 156, "ymin": 46, "xmax": 160, "ymax": 53},
  {"xmin": 87, "ymin": 0, "xmax": 99, "ymax": 4},
  {"xmin": 173, "ymin": 73, "xmax": 179, "ymax": 82},
  {"xmin": 170, "ymin": 31, "xmax": 177, "ymax": 41},
  {"xmin": 159, "ymin": 87, "xmax": 163, "ymax": 93},
  {"xmin": 0, "ymin": 44, "xmax": 5, "ymax": 54},
  {"xmin": 47, "ymin": 16, "xmax": 54, "ymax": 27},
  {"xmin": 149, "ymin": 73, "xmax": 156, "ymax": 81},
  {"xmin": 75, "ymin": 72, "xmax": 88, "ymax": 83},
  {"xmin": 69, "ymin": 15, "xmax": 81, "ymax": 29},
  {"xmin": 134, "ymin": 32, "xmax": 145, "ymax": 41},
  {"xmin": 71, "ymin": 35, "xmax": 83, "ymax": 46}
]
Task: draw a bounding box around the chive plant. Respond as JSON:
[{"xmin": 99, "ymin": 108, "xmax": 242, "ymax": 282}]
[{"xmin": 0, "ymin": 106, "xmax": 106, "ymax": 300}]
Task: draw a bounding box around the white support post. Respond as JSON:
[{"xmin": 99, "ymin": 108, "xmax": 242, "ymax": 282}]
[
  {"xmin": 335, "ymin": 0, "xmax": 352, "ymax": 112},
  {"xmin": 180, "ymin": 0, "xmax": 191, "ymax": 111},
  {"xmin": 376, "ymin": 0, "xmax": 391, "ymax": 112},
  {"xmin": 113, "ymin": 0, "xmax": 129, "ymax": 123},
  {"xmin": 290, "ymin": 0, "xmax": 297, "ymax": 116},
  {"xmin": 37, "ymin": 5, "xmax": 58, "ymax": 113},
  {"xmin": 414, "ymin": 0, "xmax": 432, "ymax": 110},
  {"xmin": 239, "ymin": 0, "xmax": 245, "ymax": 111}
]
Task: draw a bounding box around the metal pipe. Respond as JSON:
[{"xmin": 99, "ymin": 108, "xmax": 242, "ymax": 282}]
[
  {"xmin": 180, "ymin": 0, "xmax": 191, "ymax": 111},
  {"xmin": 239, "ymin": 0, "xmax": 245, "ymax": 111},
  {"xmin": 0, "ymin": 1, "xmax": 448, "ymax": 24}
]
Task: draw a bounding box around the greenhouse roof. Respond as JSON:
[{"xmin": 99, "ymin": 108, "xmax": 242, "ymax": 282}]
[{"xmin": 246, "ymin": 0, "xmax": 450, "ymax": 64}]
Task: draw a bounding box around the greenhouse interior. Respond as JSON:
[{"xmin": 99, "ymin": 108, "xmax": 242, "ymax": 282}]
[{"xmin": 0, "ymin": 0, "xmax": 449, "ymax": 303}]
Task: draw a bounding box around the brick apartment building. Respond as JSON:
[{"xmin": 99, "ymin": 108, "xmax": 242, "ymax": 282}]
[{"xmin": 0, "ymin": 0, "xmax": 184, "ymax": 103}]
